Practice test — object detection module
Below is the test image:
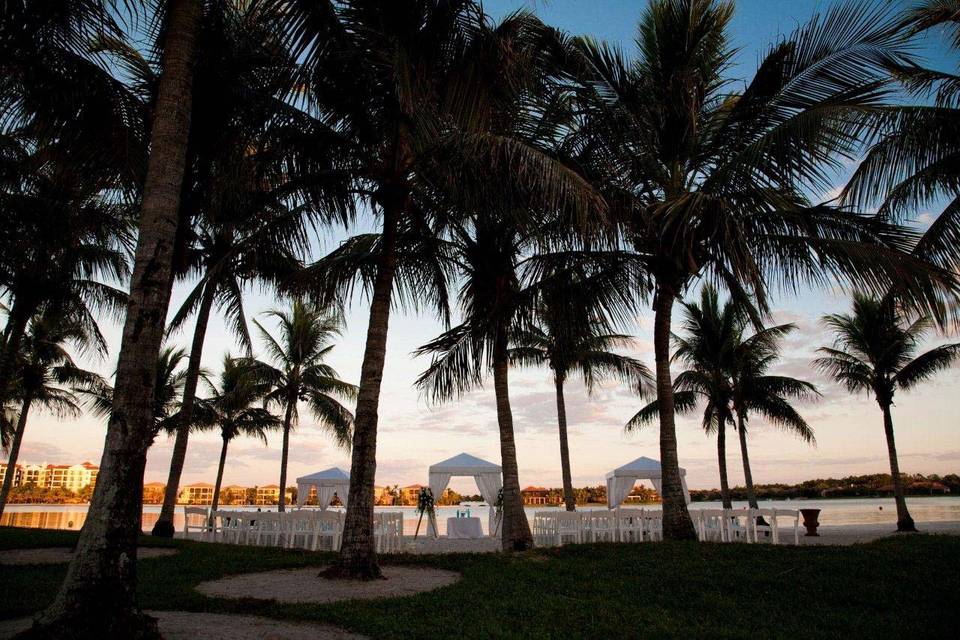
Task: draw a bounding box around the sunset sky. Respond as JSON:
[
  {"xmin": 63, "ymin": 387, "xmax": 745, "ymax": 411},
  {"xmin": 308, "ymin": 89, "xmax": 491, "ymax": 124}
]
[{"xmin": 17, "ymin": 0, "xmax": 960, "ymax": 495}]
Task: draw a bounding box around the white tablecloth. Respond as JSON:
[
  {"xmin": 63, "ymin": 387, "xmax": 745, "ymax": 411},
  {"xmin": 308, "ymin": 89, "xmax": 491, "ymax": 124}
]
[{"xmin": 446, "ymin": 517, "xmax": 483, "ymax": 539}]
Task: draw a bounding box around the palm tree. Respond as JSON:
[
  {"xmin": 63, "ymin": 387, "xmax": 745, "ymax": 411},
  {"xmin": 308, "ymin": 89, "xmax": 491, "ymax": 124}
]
[
  {"xmin": 843, "ymin": 0, "xmax": 960, "ymax": 295},
  {"xmin": 0, "ymin": 313, "xmax": 104, "ymax": 518},
  {"xmin": 563, "ymin": 0, "xmax": 950, "ymax": 539},
  {"xmin": 512, "ymin": 267, "xmax": 651, "ymax": 511},
  {"xmin": 815, "ymin": 294, "xmax": 960, "ymax": 532},
  {"xmin": 196, "ymin": 355, "xmax": 280, "ymax": 514},
  {"xmin": 82, "ymin": 346, "xmax": 194, "ymax": 440},
  {"xmin": 247, "ymin": 300, "xmax": 356, "ymax": 512},
  {"xmin": 627, "ymin": 287, "xmax": 742, "ymax": 508},
  {"xmin": 148, "ymin": 4, "xmax": 327, "ymax": 537},
  {"xmin": 415, "ymin": 213, "xmax": 537, "ymax": 550},
  {"xmin": 0, "ymin": 140, "xmax": 132, "ymax": 403},
  {"xmin": 731, "ymin": 320, "xmax": 818, "ymax": 511},
  {"xmin": 275, "ymin": 0, "xmax": 601, "ymax": 576},
  {"xmin": 37, "ymin": 0, "xmax": 205, "ymax": 633}
]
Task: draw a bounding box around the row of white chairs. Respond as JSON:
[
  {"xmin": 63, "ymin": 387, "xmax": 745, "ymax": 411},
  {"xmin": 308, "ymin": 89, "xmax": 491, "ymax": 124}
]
[
  {"xmin": 533, "ymin": 507, "xmax": 801, "ymax": 547},
  {"xmin": 532, "ymin": 509, "xmax": 663, "ymax": 546},
  {"xmin": 183, "ymin": 507, "xmax": 404, "ymax": 552},
  {"xmin": 694, "ymin": 508, "xmax": 800, "ymax": 545}
]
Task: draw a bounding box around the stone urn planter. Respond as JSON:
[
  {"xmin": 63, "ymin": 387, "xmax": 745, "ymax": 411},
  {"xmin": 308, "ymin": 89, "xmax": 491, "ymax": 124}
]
[{"xmin": 800, "ymin": 508, "xmax": 821, "ymax": 536}]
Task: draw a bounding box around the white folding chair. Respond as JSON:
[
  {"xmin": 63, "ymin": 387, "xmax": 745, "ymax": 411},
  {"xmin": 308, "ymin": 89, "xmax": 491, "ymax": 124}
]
[
  {"xmin": 588, "ymin": 511, "xmax": 618, "ymax": 543},
  {"xmin": 555, "ymin": 512, "xmax": 582, "ymax": 546},
  {"xmin": 283, "ymin": 511, "xmax": 319, "ymax": 550},
  {"xmin": 751, "ymin": 508, "xmax": 778, "ymax": 544},
  {"xmin": 695, "ymin": 509, "xmax": 727, "ymax": 542},
  {"xmin": 616, "ymin": 508, "xmax": 644, "ymax": 543},
  {"xmin": 725, "ymin": 510, "xmax": 753, "ymax": 543},
  {"xmin": 252, "ymin": 512, "xmax": 284, "ymax": 547},
  {"xmin": 774, "ymin": 508, "xmax": 800, "ymax": 545},
  {"xmin": 642, "ymin": 511, "xmax": 663, "ymax": 542},
  {"xmin": 183, "ymin": 506, "xmax": 213, "ymax": 541},
  {"xmin": 532, "ymin": 511, "xmax": 557, "ymax": 546},
  {"xmin": 316, "ymin": 511, "xmax": 343, "ymax": 551}
]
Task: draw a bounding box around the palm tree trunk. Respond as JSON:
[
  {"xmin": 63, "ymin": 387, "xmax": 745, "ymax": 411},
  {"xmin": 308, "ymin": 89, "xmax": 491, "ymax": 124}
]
[
  {"xmin": 737, "ymin": 413, "xmax": 759, "ymax": 510},
  {"xmin": 652, "ymin": 286, "xmax": 698, "ymax": 540},
  {"xmin": 717, "ymin": 418, "xmax": 732, "ymax": 509},
  {"xmin": 277, "ymin": 391, "xmax": 296, "ymax": 513},
  {"xmin": 0, "ymin": 298, "xmax": 33, "ymax": 402},
  {"xmin": 324, "ymin": 197, "xmax": 400, "ymax": 580},
  {"xmin": 33, "ymin": 2, "xmax": 202, "ymax": 636},
  {"xmin": 881, "ymin": 402, "xmax": 916, "ymax": 532},
  {"xmin": 211, "ymin": 437, "xmax": 228, "ymax": 514},
  {"xmin": 0, "ymin": 395, "xmax": 32, "ymax": 519},
  {"xmin": 153, "ymin": 278, "xmax": 216, "ymax": 537},
  {"xmin": 493, "ymin": 327, "xmax": 533, "ymax": 551},
  {"xmin": 554, "ymin": 375, "xmax": 576, "ymax": 511}
]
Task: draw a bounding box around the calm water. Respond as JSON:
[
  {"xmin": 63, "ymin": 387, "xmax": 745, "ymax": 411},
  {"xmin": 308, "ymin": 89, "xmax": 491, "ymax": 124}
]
[{"xmin": 3, "ymin": 497, "xmax": 959, "ymax": 536}]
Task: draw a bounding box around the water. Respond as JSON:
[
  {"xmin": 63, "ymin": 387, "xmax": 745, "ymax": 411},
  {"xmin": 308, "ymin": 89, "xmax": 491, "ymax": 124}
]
[{"xmin": 3, "ymin": 497, "xmax": 959, "ymax": 536}]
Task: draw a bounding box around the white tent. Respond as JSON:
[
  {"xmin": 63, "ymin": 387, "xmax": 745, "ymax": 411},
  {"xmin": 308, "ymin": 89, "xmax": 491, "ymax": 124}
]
[
  {"xmin": 296, "ymin": 467, "xmax": 350, "ymax": 509},
  {"xmin": 605, "ymin": 456, "xmax": 690, "ymax": 508},
  {"xmin": 428, "ymin": 453, "xmax": 502, "ymax": 536}
]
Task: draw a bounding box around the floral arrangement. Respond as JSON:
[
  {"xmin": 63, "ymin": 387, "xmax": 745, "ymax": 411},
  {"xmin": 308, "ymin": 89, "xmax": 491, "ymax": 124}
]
[{"xmin": 417, "ymin": 487, "xmax": 435, "ymax": 517}]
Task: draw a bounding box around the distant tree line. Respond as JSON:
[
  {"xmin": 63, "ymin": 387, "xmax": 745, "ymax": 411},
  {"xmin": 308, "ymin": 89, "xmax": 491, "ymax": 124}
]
[{"xmin": 690, "ymin": 473, "xmax": 959, "ymax": 502}]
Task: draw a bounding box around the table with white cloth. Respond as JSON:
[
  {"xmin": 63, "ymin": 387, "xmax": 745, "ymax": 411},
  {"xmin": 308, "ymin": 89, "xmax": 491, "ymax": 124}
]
[{"xmin": 446, "ymin": 517, "xmax": 483, "ymax": 539}]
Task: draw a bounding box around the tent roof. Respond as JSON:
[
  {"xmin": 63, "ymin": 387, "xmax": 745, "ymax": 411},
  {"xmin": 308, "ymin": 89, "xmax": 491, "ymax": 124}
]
[
  {"xmin": 296, "ymin": 467, "xmax": 350, "ymax": 485},
  {"xmin": 605, "ymin": 456, "xmax": 685, "ymax": 479},
  {"xmin": 429, "ymin": 452, "xmax": 501, "ymax": 475}
]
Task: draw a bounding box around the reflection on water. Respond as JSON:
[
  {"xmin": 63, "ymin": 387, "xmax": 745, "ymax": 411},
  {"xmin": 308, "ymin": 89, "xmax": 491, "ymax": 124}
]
[{"xmin": 3, "ymin": 497, "xmax": 959, "ymax": 536}]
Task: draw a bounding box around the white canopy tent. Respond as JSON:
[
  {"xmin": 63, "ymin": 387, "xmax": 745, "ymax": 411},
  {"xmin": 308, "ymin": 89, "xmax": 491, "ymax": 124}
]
[
  {"xmin": 605, "ymin": 456, "xmax": 690, "ymax": 508},
  {"xmin": 296, "ymin": 467, "xmax": 350, "ymax": 509},
  {"xmin": 428, "ymin": 453, "xmax": 502, "ymax": 537}
]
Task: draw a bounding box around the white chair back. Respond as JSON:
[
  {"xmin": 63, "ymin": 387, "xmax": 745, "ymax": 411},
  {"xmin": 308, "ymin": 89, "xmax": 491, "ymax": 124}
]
[
  {"xmin": 252, "ymin": 512, "xmax": 283, "ymax": 546},
  {"xmin": 555, "ymin": 511, "xmax": 582, "ymax": 546},
  {"xmin": 532, "ymin": 511, "xmax": 558, "ymax": 546},
  {"xmin": 183, "ymin": 506, "xmax": 211, "ymax": 541},
  {"xmin": 586, "ymin": 511, "xmax": 617, "ymax": 543},
  {"xmin": 642, "ymin": 511, "xmax": 663, "ymax": 542},
  {"xmin": 615, "ymin": 508, "xmax": 645, "ymax": 543}
]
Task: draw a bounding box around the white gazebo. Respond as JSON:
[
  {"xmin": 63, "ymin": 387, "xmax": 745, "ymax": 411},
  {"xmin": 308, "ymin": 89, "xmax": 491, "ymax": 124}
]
[
  {"xmin": 295, "ymin": 467, "xmax": 350, "ymax": 509},
  {"xmin": 605, "ymin": 456, "xmax": 690, "ymax": 508},
  {"xmin": 428, "ymin": 453, "xmax": 502, "ymax": 536}
]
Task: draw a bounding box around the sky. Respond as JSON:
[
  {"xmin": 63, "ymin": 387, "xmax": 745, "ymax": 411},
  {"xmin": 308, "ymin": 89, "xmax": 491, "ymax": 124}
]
[{"xmin": 15, "ymin": 0, "xmax": 960, "ymax": 496}]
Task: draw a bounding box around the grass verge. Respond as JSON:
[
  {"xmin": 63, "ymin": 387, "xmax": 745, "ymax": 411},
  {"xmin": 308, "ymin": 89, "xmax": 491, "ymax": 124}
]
[{"xmin": 1, "ymin": 527, "xmax": 958, "ymax": 638}]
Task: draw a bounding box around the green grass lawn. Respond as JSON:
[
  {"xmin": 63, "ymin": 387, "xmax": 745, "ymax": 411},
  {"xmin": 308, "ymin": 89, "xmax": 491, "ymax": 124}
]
[{"xmin": 2, "ymin": 527, "xmax": 958, "ymax": 638}]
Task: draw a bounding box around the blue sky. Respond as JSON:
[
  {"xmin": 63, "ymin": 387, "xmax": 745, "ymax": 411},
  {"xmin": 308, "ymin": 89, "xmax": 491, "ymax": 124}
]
[{"xmin": 19, "ymin": 0, "xmax": 960, "ymax": 495}]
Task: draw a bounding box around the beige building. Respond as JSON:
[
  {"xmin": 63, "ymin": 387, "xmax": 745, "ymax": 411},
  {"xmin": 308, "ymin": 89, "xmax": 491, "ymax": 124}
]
[
  {"xmin": 400, "ymin": 484, "xmax": 425, "ymax": 506},
  {"xmin": 178, "ymin": 483, "xmax": 215, "ymax": 505},
  {"xmin": 220, "ymin": 485, "xmax": 248, "ymax": 505},
  {"xmin": 255, "ymin": 485, "xmax": 295, "ymax": 506},
  {"xmin": 0, "ymin": 463, "xmax": 22, "ymax": 487},
  {"xmin": 142, "ymin": 482, "xmax": 166, "ymax": 504}
]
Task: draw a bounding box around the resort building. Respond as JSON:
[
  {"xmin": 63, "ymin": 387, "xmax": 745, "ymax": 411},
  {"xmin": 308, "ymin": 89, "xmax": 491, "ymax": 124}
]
[
  {"xmin": 220, "ymin": 485, "xmax": 248, "ymax": 505},
  {"xmin": 0, "ymin": 463, "xmax": 22, "ymax": 487},
  {"xmin": 521, "ymin": 486, "xmax": 560, "ymax": 506},
  {"xmin": 0, "ymin": 462, "xmax": 99, "ymax": 491},
  {"xmin": 400, "ymin": 484, "xmax": 425, "ymax": 506},
  {"xmin": 42, "ymin": 462, "xmax": 99, "ymax": 492},
  {"xmin": 177, "ymin": 483, "xmax": 215, "ymax": 505},
  {"xmin": 142, "ymin": 482, "xmax": 166, "ymax": 504},
  {"xmin": 255, "ymin": 485, "xmax": 295, "ymax": 506}
]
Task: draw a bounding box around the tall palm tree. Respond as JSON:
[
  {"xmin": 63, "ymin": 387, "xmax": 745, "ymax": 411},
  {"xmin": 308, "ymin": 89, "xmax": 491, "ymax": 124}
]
[
  {"xmin": 627, "ymin": 287, "xmax": 742, "ymax": 508},
  {"xmin": 630, "ymin": 287, "xmax": 819, "ymax": 508},
  {"xmin": 247, "ymin": 300, "xmax": 356, "ymax": 512},
  {"xmin": 148, "ymin": 3, "xmax": 328, "ymax": 537},
  {"xmin": 0, "ymin": 313, "xmax": 104, "ymax": 518},
  {"xmin": 815, "ymin": 294, "xmax": 960, "ymax": 532},
  {"xmin": 512, "ymin": 267, "xmax": 651, "ymax": 511},
  {"xmin": 195, "ymin": 355, "xmax": 280, "ymax": 514},
  {"xmin": 37, "ymin": 0, "xmax": 205, "ymax": 634},
  {"xmin": 276, "ymin": 0, "xmax": 601, "ymax": 575},
  {"xmin": 415, "ymin": 212, "xmax": 537, "ymax": 550},
  {"xmin": 731, "ymin": 321, "xmax": 818, "ymax": 511},
  {"xmin": 564, "ymin": 0, "xmax": 950, "ymax": 539}
]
